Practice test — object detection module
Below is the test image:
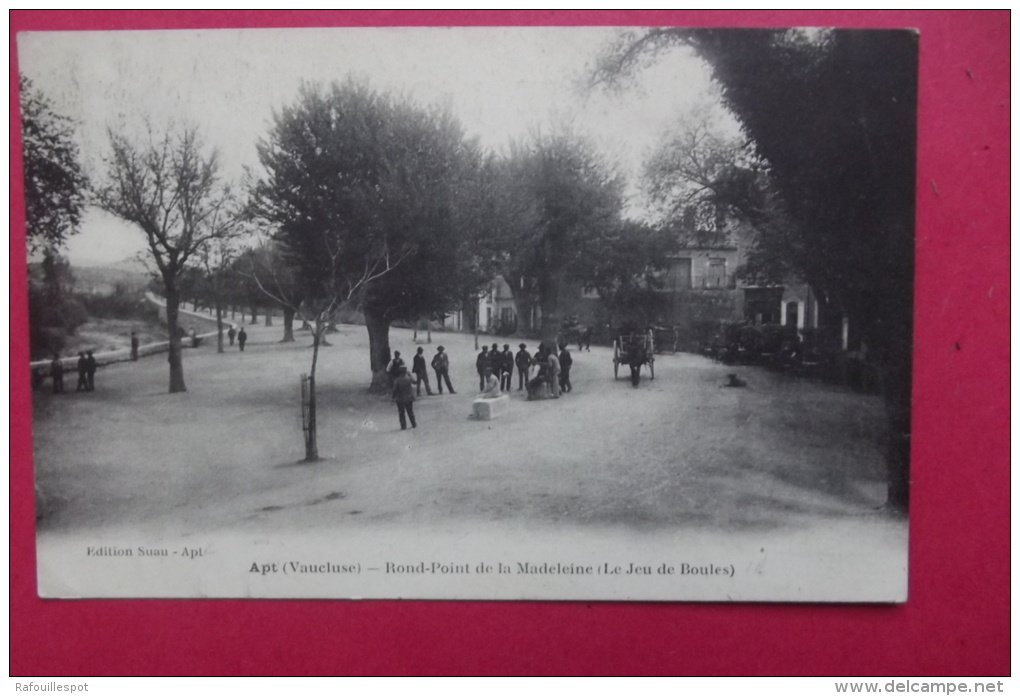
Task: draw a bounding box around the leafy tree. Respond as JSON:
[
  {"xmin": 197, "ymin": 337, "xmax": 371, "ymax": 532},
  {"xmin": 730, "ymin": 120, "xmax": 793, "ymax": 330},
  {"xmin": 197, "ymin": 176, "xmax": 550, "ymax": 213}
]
[
  {"xmin": 498, "ymin": 132, "xmax": 627, "ymax": 347},
  {"xmin": 250, "ymin": 79, "xmax": 489, "ymax": 392},
  {"xmin": 96, "ymin": 124, "xmax": 239, "ymax": 393},
  {"xmin": 574, "ymin": 219, "xmax": 677, "ymax": 329},
  {"xmin": 593, "ymin": 28, "xmax": 918, "ymax": 510},
  {"xmin": 19, "ymin": 75, "xmax": 89, "ymax": 260}
]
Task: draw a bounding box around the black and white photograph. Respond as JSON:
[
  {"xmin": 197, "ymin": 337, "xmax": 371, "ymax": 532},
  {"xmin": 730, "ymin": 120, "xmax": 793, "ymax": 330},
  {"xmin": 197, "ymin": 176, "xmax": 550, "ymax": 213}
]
[{"xmin": 19, "ymin": 26, "xmax": 917, "ymax": 601}]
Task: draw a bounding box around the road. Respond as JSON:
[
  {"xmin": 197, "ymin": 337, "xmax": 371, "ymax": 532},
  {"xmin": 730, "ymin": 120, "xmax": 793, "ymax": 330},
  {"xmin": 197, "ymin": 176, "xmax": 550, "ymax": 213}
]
[{"xmin": 32, "ymin": 319, "xmax": 895, "ymax": 538}]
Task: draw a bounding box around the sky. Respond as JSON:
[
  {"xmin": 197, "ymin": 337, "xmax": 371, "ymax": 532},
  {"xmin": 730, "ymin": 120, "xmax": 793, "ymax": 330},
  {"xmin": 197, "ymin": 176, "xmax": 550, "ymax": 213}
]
[{"xmin": 17, "ymin": 26, "xmax": 739, "ymax": 266}]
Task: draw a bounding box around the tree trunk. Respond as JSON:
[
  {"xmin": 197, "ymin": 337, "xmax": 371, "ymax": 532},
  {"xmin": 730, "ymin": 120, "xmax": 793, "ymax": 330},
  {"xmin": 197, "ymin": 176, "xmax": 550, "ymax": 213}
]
[
  {"xmin": 164, "ymin": 281, "xmax": 187, "ymax": 393},
  {"xmin": 265, "ymin": 312, "xmax": 273, "ymax": 327},
  {"xmin": 304, "ymin": 327, "xmax": 322, "ymax": 462},
  {"xmin": 216, "ymin": 302, "xmax": 224, "ymax": 354},
  {"xmin": 250, "ymin": 306, "xmax": 257, "ymax": 324},
  {"xmin": 538, "ymin": 267, "xmax": 566, "ymax": 350},
  {"xmin": 365, "ymin": 309, "xmax": 392, "ymax": 393},
  {"xmin": 281, "ymin": 306, "xmax": 296, "ymax": 342}
]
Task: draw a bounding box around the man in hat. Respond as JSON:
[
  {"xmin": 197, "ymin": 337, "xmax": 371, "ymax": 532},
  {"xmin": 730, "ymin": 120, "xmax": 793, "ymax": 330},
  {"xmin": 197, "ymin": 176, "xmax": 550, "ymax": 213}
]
[
  {"xmin": 85, "ymin": 350, "xmax": 97, "ymax": 392},
  {"xmin": 227, "ymin": 325, "xmax": 236, "ymax": 347},
  {"xmin": 515, "ymin": 343, "xmax": 532, "ymax": 390},
  {"xmin": 391, "ymin": 367, "xmax": 417, "ymax": 430},
  {"xmin": 476, "ymin": 345, "xmax": 491, "ymax": 391},
  {"xmin": 130, "ymin": 331, "xmax": 139, "ymax": 361},
  {"xmin": 50, "ymin": 354, "xmax": 64, "ymax": 394},
  {"xmin": 388, "ymin": 350, "xmax": 406, "ymax": 381},
  {"xmin": 490, "ymin": 342, "xmax": 502, "ymax": 388},
  {"xmin": 76, "ymin": 352, "xmax": 88, "ymax": 392},
  {"xmin": 498, "ymin": 344, "xmax": 514, "ymax": 391},
  {"xmin": 558, "ymin": 343, "xmax": 573, "ymax": 393},
  {"xmin": 412, "ymin": 346, "xmax": 434, "ymax": 396},
  {"xmin": 431, "ymin": 345, "xmax": 455, "ymax": 394},
  {"xmin": 237, "ymin": 326, "xmax": 247, "ymax": 351},
  {"xmin": 545, "ymin": 345, "xmax": 561, "ymax": 398}
]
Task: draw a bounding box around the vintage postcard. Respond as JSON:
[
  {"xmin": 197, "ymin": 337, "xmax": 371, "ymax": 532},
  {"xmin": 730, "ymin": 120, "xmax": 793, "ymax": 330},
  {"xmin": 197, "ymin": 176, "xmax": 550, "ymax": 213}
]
[{"xmin": 18, "ymin": 26, "xmax": 916, "ymax": 601}]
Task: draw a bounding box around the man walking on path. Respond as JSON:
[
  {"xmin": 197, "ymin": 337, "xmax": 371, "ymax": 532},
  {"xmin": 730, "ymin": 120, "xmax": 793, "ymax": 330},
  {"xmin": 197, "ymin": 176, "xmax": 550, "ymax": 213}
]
[
  {"xmin": 412, "ymin": 347, "xmax": 434, "ymax": 396},
  {"xmin": 76, "ymin": 352, "xmax": 88, "ymax": 392},
  {"xmin": 391, "ymin": 367, "xmax": 417, "ymax": 430},
  {"xmin": 130, "ymin": 331, "xmax": 139, "ymax": 361},
  {"xmin": 431, "ymin": 346, "xmax": 455, "ymax": 394},
  {"xmin": 558, "ymin": 344, "xmax": 573, "ymax": 393},
  {"xmin": 476, "ymin": 345, "xmax": 491, "ymax": 391},
  {"xmin": 85, "ymin": 350, "xmax": 97, "ymax": 392},
  {"xmin": 515, "ymin": 343, "xmax": 531, "ymax": 390},
  {"xmin": 50, "ymin": 355, "xmax": 64, "ymax": 394},
  {"xmin": 499, "ymin": 344, "xmax": 514, "ymax": 391},
  {"xmin": 237, "ymin": 327, "xmax": 247, "ymax": 351},
  {"xmin": 227, "ymin": 326, "xmax": 236, "ymax": 347}
]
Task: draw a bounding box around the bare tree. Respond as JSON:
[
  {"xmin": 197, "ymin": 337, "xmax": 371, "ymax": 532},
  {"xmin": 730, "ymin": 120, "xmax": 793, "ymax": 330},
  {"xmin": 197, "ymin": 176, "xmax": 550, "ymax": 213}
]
[
  {"xmin": 95, "ymin": 124, "xmax": 237, "ymax": 392},
  {"xmin": 245, "ymin": 237, "xmax": 410, "ymax": 462}
]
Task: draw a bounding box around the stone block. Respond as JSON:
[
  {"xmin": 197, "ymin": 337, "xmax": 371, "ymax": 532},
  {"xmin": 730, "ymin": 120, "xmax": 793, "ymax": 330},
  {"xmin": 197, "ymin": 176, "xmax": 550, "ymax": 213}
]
[{"xmin": 472, "ymin": 394, "xmax": 510, "ymax": 420}]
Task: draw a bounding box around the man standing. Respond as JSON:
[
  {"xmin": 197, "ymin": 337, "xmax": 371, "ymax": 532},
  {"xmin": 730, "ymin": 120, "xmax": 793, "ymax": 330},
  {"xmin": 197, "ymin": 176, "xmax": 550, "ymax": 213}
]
[
  {"xmin": 476, "ymin": 345, "xmax": 491, "ymax": 391},
  {"xmin": 499, "ymin": 344, "xmax": 514, "ymax": 391},
  {"xmin": 76, "ymin": 352, "xmax": 88, "ymax": 392},
  {"xmin": 412, "ymin": 347, "xmax": 434, "ymax": 396},
  {"xmin": 130, "ymin": 331, "xmax": 139, "ymax": 361},
  {"xmin": 237, "ymin": 327, "xmax": 247, "ymax": 351},
  {"xmin": 559, "ymin": 344, "xmax": 573, "ymax": 393},
  {"xmin": 227, "ymin": 326, "xmax": 236, "ymax": 347},
  {"xmin": 490, "ymin": 342, "xmax": 502, "ymax": 388},
  {"xmin": 85, "ymin": 350, "xmax": 97, "ymax": 392},
  {"xmin": 546, "ymin": 345, "xmax": 561, "ymax": 398},
  {"xmin": 526, "ymin": 344, "xmax": 548, "ymax": 398},
  {"xmin": 515, "ymin": 343, "xmax": 531, "ymax": 390},
  {"xmin": 391, "ymin": 367, "xmax": 417, "ymax": 430},
  {"xmin": 50, "ymin": 354, "xmax": 64, "ymax": 394},
  {"xmin": 431, "ymin": 346, "xmax": 455, "ymax": 394},
  {"xmin": 388, "ymin": 350, "xmax": 406, "ymax": 381}
]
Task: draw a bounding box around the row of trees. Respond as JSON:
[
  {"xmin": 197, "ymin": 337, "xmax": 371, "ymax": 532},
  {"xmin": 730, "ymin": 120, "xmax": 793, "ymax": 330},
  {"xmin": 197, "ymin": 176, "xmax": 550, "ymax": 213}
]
[
  {"xmin": 88, "ymin": 79, "xmax": 672, "ymax": 402},
  {"xmin": 22, "ymin": 29, "xmax": 916, "ymax": 500},
  {"xmin": 592, "ymin": 28, "xmax": 918, "ymax": 510}
]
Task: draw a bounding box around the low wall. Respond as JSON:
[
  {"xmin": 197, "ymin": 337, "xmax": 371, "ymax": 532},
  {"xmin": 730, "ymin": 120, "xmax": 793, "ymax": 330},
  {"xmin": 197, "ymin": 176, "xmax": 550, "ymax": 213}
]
[{"xmin": 29, "ymin": 295, "xmax": 237, "ymax": 377}]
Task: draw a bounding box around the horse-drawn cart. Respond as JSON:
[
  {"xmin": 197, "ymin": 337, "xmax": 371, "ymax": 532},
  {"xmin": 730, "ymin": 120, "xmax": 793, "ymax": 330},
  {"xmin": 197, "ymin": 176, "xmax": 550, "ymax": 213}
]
[
  {"xmin": 613, "ymin": 329, "xmax": 655, "ymax": 385},
  {"xmin": 651, "ymin": 325, "xmax": 679, "ymax": 354}
]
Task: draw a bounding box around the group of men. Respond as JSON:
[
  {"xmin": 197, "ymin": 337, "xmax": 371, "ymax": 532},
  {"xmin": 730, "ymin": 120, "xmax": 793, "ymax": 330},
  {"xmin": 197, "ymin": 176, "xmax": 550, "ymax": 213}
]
[
  {"xmin": 470, "ymin": 341, "xmax": 577, "ymax": 400},
  {"xmin": 388, "ymin": 339, "xmax": 578, "ymax": 430},
  {"xmin": 521, "ymin": 343, "xmax": 573, "ymax": 399},
  {"xmin": 47, "ymin": 350, "xmax": 97, "ymax": 394},
  {"xmin": 387, "ymin": 345, "xmax": 457, "ymax": 430},
  {"xmin": 226, "ymin": 326, "xmax": 248, "ymax": 351}
]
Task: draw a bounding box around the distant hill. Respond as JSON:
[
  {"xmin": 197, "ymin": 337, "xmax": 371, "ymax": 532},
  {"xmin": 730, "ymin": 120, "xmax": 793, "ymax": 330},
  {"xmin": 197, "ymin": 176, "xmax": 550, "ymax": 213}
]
[{"xmin": 52, "ymin": 256, "xmax": 155, "ymax": 295}]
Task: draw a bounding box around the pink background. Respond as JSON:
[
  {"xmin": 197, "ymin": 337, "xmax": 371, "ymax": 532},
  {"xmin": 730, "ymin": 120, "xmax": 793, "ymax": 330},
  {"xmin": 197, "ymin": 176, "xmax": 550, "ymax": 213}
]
[{"xmin": 9, "ymin": 11, "xmax": 1009, "ymax": 676}]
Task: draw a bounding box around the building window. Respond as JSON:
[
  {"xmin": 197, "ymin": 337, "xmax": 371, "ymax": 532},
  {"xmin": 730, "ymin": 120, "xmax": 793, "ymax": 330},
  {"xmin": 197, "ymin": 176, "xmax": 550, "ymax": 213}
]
[{"xmin": 706, "ymin": 258, "xmax": 727, "ymax": 288}]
